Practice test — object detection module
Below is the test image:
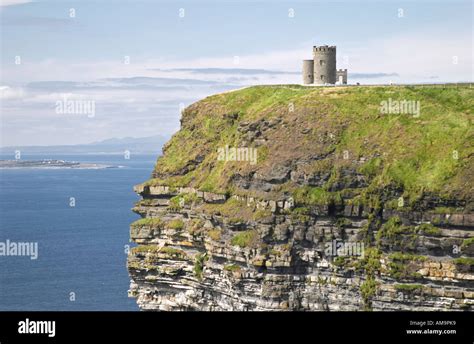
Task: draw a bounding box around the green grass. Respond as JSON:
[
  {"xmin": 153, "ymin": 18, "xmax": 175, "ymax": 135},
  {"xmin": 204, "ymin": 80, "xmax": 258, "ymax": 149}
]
[
  {"xmin": 354, "ymin": 247, "xmax": 382, "ymax": 276},
  {"xmin": 293, "ymin": 187, "xmax": 342, "ymax": 207},
  {"xmin": 375, "ymin": 216, "xmax": 416, "ymax": 249},
  {"xmin": 333, "ymin": 256, "xmax": 350, "ymax": 267},
  {"xmin": 131, "ymin": 244, "xmax": 160, "ymax": 254},
  {"xmin": 359, "ymin": 157, "xmax": 383, "ymax": 178},
  {"xmin": 388, "ymin": 252, "xmax": 427, "ymax": 280},
  {"xmin": 131, "ymin": 245, "xmax": 187, "ymax": 259},
  {"xmin": 207, "ymin": 229, "xmax": 222, "ymax": 241},
  {"xmin": 290, "ymin": 207, "xmax": 312, "ymax": 222},
  {"xmin": 230, "ymin": 230, "xmax": 259, "ymax": 248},
  {"xmin": 376, "ymin": 218, "xmax": 442, "ymax": 248},
  {"xmin": 376, "ymin": 216, "xmax": 407, "ymax": 239},
  {"xmin": 416, "ymin": 223, "xmax": 442, "ymax": 236},
  {"xmin": 168, "ymin": 219, "xmax": 185, "ymax": 230},
  {"xmin": 224, "ymin": 264, "xmax": 242, "ymax": 272},
  {"xmin": 169, "ymin": 193, "xmax": 200, "ymax": 211},
  {"xmin": 431, "ymin": 206, "xmax": 464, "ymax": 214},
  {"xmin": 143, "ymin": 84, "xmax": 472, "ymax": 206},
  {"xmin": 453, "ymin": 257, "xmax": 474, "ymax": 268},
  {"xmin": 461, "ymin": 238, "xmax": 474, "ymax": 250},
  {"xmin": 159, "ymin": 247, "xmax": 187, "ymax": 258},
  {"xmin": 130, "ymin": 218, "xmax": 163, "ymax": 228},
  {"xmin": 194, "ymin": 253, "xmax": 208, "ymax": 280},
  {"xmin": 360, "ymin": 276, "xmax": 378, "ymax": 310},
  {"xmin": 389, "ymin": 252, "xmax": 427, "ymax": 262}
]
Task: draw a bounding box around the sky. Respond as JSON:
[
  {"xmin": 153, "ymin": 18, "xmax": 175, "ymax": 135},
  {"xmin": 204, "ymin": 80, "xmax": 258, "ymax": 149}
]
[{"xmin": 0, "ymin": 0, "xmax": 472, "ymax": 146}]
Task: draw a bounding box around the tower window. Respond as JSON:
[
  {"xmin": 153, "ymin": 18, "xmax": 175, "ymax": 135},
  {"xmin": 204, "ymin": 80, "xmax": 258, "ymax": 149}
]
[{"xmin": 320, "ymin": 60, "xmax": 325, "ymax": 66}]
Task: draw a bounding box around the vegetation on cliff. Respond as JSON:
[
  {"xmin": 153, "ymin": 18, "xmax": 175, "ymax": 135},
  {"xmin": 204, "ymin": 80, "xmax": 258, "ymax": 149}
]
[{"xmin": 147, "ymin": 84, "xmax": 473, "ymax": 208}]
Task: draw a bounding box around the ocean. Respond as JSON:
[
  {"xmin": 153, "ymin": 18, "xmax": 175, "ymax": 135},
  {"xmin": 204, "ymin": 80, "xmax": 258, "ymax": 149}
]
[{"xmin": 0, "ymin": 154, "xmax": 158, "ymax": 310}]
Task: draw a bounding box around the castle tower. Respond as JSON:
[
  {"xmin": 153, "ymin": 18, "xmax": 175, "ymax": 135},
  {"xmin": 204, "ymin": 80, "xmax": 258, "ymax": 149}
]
[
  {"xmin": 302, "ymin": 60, "xmax": 314, "ymax": 84},
  {"xmin": 312, "ymin": 45, "xmax": 336, "ymax": 84}
]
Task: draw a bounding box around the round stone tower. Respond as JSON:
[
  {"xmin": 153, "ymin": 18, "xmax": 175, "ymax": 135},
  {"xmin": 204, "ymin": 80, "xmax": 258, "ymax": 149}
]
[
  {"xmin": 302, "ymin": 59, "xmax": 314, "ymax": 84},
  {"xmin": 312, "ymin": 45, "xmax": 336, "ymax": 85}
]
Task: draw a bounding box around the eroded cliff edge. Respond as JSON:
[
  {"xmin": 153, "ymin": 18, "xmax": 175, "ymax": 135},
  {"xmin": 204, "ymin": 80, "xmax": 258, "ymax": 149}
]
[{"xmin": 128, "ymin": 85, "xmax": 474, "ymax": 311}]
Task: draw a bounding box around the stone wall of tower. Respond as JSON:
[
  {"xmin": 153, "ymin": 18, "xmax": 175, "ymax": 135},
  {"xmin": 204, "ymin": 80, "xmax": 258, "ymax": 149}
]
[
  {"xmin": 312, "ymin": 45, "xmax": 336, "ymax": 84},
  {"xmin": 302, "ymin": 59, "xmax": 314, "ymax": 84}
]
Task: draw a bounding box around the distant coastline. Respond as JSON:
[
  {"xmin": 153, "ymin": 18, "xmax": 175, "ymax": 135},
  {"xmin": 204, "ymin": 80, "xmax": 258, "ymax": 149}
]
[{"xmin": 0, "ymin": 159, "xmax": 119, "ymax": 169}]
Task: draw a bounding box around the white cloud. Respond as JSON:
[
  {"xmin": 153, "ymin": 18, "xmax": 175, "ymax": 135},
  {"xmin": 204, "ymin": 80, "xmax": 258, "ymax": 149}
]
[
  {"xmin": 1, "ymin": 31, "xmax": 472, "ymax": 146},
  {"xmin": 2, "ymin": 31, "xmax": 471, "ymax": 85},
  {"xmin": 0, "ymin": 85, "xmax": 25, "ymax": 99},
  {"xmin": 0, "ymin": 77, "xmax": 238, "ymax": 145},
  {"xmin": 345, "ymin": 32, "xmax": 472, "ymax": 83},
  {"xmin": 0, "ymin": 0, "xmax": 32, "ymax": 7}
]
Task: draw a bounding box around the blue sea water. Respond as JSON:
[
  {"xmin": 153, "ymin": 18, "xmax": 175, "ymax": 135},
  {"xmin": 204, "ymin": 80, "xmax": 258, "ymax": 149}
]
[{"xmin": 0, "ymin": 154, "xmax": 158, "ymax": 310}]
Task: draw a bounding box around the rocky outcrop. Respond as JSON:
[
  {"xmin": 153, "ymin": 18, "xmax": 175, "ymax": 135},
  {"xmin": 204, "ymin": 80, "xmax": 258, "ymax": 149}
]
[{"xmin": 127, "ymin": 85, "xmax": 474, "ymax": 311}]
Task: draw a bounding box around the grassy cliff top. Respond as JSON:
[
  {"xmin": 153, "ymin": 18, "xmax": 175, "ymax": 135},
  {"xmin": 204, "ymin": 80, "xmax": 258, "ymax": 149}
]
[{"xmin": 146, "ymin": 84, "xmax": 473, "ymax": 207}]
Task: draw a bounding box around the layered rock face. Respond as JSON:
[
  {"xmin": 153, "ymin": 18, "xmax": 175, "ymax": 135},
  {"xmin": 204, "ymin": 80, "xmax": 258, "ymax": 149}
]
[{"xmin": 128, "ymin": 85, "xmax": 474, "ymax": 311}]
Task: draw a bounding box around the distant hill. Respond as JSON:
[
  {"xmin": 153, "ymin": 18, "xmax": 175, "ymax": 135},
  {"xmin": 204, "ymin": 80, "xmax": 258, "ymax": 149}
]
[{"xmin": 0, "ymin": 135, "xmax": 168, "ymax": 155}]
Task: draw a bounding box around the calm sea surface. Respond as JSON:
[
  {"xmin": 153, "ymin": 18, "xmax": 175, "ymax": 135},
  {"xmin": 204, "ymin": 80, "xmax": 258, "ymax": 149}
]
[{"xmin": 0, "ymin": 154, "xmax": 157, "ymax": 310}]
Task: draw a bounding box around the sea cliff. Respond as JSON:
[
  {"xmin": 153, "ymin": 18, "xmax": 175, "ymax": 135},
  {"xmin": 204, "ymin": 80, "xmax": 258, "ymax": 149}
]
[{"xmin": 128, "ymin": 84, "xmax": 473, "ymax": 311}]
